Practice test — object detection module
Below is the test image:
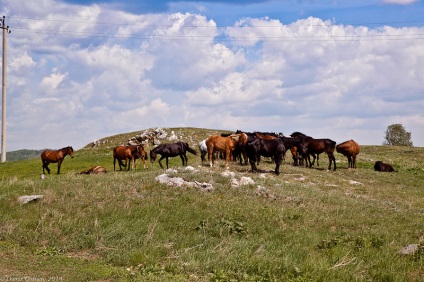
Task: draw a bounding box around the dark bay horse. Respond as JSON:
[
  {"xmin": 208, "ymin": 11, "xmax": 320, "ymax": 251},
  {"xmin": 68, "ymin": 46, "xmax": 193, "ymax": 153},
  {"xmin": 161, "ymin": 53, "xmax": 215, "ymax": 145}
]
[
  {"xmin": 290, "ymin": 132, "xmax": 336, "ymax": 171},
  {"xmin": 113, "ymin": 145, "xmax": 143, "ymax": 171},
  {"xmin": 41, "ymin": 146, "xmax": 74, "ymax": 174},
  {"xmin": 150, "ymin": 141, "xmax": 197, "ymax": 169},
  {"xmin": 279, "ymin": 136, "xmax": 303, "ymax": 166},
  {"xmin": 248, "ymin": 132, "xmax": 302, "ymax": 167},
  {"xmin": 245, "ymin": 137, "xmax": 286, "ymax": 175}
]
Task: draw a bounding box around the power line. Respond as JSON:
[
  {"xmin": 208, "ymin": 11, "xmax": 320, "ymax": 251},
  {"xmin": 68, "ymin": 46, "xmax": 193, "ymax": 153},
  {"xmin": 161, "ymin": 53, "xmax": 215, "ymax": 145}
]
[
  {"xmin": 10, "ymin": 26, "xmax": 424, "ymax": 42},
  {"xmin": 8, "ymin": 15, "xmax": 424, "ymax": 28}
]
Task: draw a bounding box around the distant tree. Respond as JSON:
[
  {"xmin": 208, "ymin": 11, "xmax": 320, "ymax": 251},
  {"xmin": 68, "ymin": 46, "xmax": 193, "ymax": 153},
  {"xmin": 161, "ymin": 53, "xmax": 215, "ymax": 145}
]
[{"xmin": 383, "ymin": 124, "xmax": 413, "ymax": 146}]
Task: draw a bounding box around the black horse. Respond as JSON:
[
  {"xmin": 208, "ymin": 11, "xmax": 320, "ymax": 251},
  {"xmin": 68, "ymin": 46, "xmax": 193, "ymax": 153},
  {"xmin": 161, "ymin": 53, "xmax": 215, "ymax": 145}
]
[
  {"xmin": 150, "ymin": 141, "xmax": 197, "ymax": 169},
  {"xmin": 279, "ymin": 136, "xmax": 303, "ymax": 166},
  {"xmin": 290, "ymin": 132, "xmax": 336, "ymax": 171},
  {"xmin": 245, "ymin": 137, "xmax": 286, "ymax": 175}
]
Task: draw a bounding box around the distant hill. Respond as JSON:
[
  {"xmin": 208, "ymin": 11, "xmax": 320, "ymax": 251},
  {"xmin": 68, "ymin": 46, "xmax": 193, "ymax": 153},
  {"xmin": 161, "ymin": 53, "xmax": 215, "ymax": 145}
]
[{"xmin": 6, "ymin": 149, "xmax": 46, "ymax": 161}]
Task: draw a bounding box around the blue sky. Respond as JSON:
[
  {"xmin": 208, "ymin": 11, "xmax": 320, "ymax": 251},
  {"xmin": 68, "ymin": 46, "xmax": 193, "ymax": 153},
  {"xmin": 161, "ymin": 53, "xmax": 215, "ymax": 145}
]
[{"xmin": 0, "ymin": 0, "xmax": 423, "ymax": 152}]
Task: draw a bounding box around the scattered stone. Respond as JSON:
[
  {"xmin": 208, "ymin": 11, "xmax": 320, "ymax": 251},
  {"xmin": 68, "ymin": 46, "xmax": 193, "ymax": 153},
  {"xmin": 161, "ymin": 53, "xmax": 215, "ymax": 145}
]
[
  {"xmin": 155, "ymin": 174, "xmax": 213, "ymax": 191},
  {"xmin": 398, "ymin": 244, "xmax": 420, "ymax": 255},
  {"xmin": 168, "ymin": 131, "xmax": 178, "ymax": 141},
  {"xmin": 239, "ymin": 176, "xmax": 255, "ymax": 186},
  {"xmin": 255, "ymin": 185, "xmax": 276, "ymax": 199},
  {"xmin": 221, "ymin": 171, "xmax": 236, "ymax": 178},
  {"xmin": 348, "ymin": 180, "xmax": 362, "ymax": 185},
  {"xmin": 184, "ymin": 166, "xmax": 198, "ymax": 172},
  {"xmin": 18, "ymin": 195, "xmax": 44, "ymax": 205},
  {"xmin": 165, "ymin": 168, "xmax": 178, "ymax": 174},
  {"xmin": 231, "ymin": 176, "xmax": 255, "ymax": 187}
]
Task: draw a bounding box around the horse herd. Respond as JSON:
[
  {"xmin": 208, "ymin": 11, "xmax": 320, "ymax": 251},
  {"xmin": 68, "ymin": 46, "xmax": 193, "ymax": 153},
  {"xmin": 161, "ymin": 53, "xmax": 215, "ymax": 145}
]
[{"xmin": 40, "ymin": 130, "xmax": 367, "ymax": 176}]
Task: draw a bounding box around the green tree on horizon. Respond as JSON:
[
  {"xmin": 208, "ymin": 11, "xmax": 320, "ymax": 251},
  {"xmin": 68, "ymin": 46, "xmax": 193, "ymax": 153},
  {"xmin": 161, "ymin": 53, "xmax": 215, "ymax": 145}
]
[{"xmin": 383, "ymin": 124, "xmax": 413, "ymax": 147}]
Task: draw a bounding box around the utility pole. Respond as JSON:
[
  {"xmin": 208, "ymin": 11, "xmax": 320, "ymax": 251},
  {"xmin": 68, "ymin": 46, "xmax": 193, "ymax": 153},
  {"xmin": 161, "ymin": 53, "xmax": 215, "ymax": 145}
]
[{"xmin": 1, "ymin": 16, "xmax": 10, "ymax": 163}]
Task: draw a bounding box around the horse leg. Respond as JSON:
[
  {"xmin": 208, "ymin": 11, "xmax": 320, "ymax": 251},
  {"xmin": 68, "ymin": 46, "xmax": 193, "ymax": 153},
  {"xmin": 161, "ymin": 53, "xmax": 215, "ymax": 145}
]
[
  {"xmin": 352, "ymin": 155, "xmax": 356, "ymax": 169},
  {"xmin": 316, "ymin": 154, "xmax": 320, "ymax": 167},
  {"xmin": 125, "ymin": 157, "xmax": 130, "ymax": 170},
  {"xmin": 166, "ymin": 157, "xmax": 169, "ymax": 169},
  {"xmin": 208, "ymin": 146, "xmax": 214, "ymax": 167},
  {"xmin": 274, "ymin": 155, "xmax": 282, "ymax": 175},
  {"xmin": 43, "ymin": 161, "xmax": 51, "ymax": 174},
  {"xmin": 310, "ymin": 154, "xmax": 316, "ymax": 167},
  {"xmin": 327, "ymin": 152, "xmax": 336, "ymax": 171},
  {"xmin": 249, "ymin": 158, "xmax": 258, "ymax": 172},
  {"xmin": 306, "ymin": 154, "xmax": 311, "ymax": 168},
  {"xmin": 57, "ymin": 160, "xmax": 62, "ymax": 174},
  {"xmin": 332, "ymin": 153, "xmax": 337, "ymax": 171},
  {"xmin": 225, "ymin": 149, "xmax": 231, "ymax": 169},
  {"xmin": 179, "ymin": 154, "xmax": 186, "ymax": 166},
  {"xmin": 158, "ymin": 156, "xmax": 165, "ymax": 169},
  {"xmin": 347, "ymin": 156, "xmax": 352, "ymax": 168}
]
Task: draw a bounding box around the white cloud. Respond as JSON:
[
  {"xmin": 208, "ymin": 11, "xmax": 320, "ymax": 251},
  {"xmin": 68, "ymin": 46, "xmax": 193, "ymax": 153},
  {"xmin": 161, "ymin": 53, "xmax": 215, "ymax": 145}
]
[
  {"xmin": 382, "ymin": 0, "xmax": 417, "ymax": 4},
  {"xmin": 39, "ymin": 71, "xmax": 67, "ymax": 94},
  {"xmin": 2, "ymin": 0, "xmax": 424, "ymax": 150}
]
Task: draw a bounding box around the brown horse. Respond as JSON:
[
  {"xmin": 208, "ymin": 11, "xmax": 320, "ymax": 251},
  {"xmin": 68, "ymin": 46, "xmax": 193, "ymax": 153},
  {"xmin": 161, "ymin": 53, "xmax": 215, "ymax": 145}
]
[
  {"xmin": 79, "ymin": 166, "xmax": 107, "ymax": 174},
  {"xmin": 336, "ymin": 139, "xmax": 360, "ymax": 169},
  {"xmin": 133, "ymin": 147, "xmax": 149, "ymax": 169},
  {"xmin": 41, "ymin": 146, "xmax": 74, "ymax": 174},
  {"xmin": 113, "ymin": 145, "xmax": 143, "ymax": 171},
  {"xmin": 290, "ymin": 132, "xmax": 337, "ymax": 171},
  {"xmin": 206, "ymin": 133, "xmax": 247, "ymax": 169}
]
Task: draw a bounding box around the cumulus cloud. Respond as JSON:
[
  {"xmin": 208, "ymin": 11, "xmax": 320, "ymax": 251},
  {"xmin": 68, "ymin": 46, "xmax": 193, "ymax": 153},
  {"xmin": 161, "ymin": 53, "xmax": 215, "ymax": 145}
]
[{"xmin": 39, "ymin": 71, "xmax": 67, "ymax": 94}]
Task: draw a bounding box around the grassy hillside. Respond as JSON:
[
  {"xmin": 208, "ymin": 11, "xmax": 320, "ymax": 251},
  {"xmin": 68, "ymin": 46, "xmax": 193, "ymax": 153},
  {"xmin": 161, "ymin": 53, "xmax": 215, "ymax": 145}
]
[
  {"xmin": 0, "ymin": 127, "xmax": 423, "ymax": 281},
  {"xmin": 5, "ymin": 149, "xmax": 46, "ymax": 162}
]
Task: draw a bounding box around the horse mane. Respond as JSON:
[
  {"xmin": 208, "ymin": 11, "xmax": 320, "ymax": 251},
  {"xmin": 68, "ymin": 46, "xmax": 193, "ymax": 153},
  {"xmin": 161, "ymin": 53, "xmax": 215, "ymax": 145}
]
[{"xmin": 290, "ymin": 131, "xmax": 309, "ymax": 137}]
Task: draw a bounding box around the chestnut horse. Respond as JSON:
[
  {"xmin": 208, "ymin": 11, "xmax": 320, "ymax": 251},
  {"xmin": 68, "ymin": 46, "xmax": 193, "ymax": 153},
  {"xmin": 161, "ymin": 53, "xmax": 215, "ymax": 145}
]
[
  {"xmin": 113, "ymin": 145, "xmax": 143, "ymax": 171},
  {"xmin": 336, "ymin": 139, "xmax": 360, "ymax": 169},
  {"xmin": 206, "ymin": 133, "xmax": 248, "ymax": 169},
  {"xmin": 41, "ymin": 146, "xmax": 74, "ymax": 174},
  {"xmin": 150, "ymin": 141, "xmax": 197, "ymax": 169},
  {"xmin": 116, "ymin": 144, "xmax": 148, "ymax": 170},
  {"xmin": 290, "ymin": 132, "xmax": 337, "ymax": 171}
]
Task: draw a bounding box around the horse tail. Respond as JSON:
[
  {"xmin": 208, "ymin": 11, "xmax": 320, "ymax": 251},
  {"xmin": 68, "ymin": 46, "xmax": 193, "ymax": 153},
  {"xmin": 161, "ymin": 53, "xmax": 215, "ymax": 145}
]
[{"xmin": 185, "ymin": 143, "xmax": 197, "ymax": 155}]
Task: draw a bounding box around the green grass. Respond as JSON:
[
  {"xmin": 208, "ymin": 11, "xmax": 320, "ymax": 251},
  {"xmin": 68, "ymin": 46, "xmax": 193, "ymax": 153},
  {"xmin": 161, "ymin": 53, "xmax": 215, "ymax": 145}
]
[{"xmin": 0, "ymin": 127, "xmax": 423, "ymax": 281}]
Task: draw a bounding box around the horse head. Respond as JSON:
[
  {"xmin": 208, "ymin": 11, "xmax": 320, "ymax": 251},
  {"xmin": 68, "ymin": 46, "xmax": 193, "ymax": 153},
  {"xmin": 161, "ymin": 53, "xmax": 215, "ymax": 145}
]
[
  {"xmin": 238, "ymin": 133, "xmax": 248, "ymax": 147},
  {"xmin": 229, "ymin": 134, "xmax": 240, "ymax": 142},
  {"xmin": 291, "ymin": 132, "xmax": 310, "ymax": 138},
  {"xmin": 67, "ymin": 146, "xmax": 75, "ymax": 158},
  {"xmin": 298, "ymin": 142, "xmax": 309, "ymax": 158},
  {"xmin": 149, "ymin": 150, "xmax": 157, "ymax": 163}
]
